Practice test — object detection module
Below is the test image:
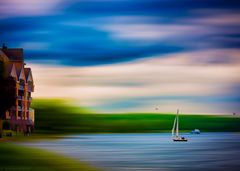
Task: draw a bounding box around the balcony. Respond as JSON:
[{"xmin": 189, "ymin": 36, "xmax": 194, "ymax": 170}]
[
  {"xmin": 28, "ymin": 85, "xmax": 35, "ymax": 92},
  {"xmin": 19, "ymin": 84, "xmax": 24, "ymax": 90},
  {"xmin": 17, "ymin": 106, "xmax": 22, "ymax": 111}
]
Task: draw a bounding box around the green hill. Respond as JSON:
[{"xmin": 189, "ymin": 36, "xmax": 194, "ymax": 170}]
[{"xmin": 32, "ymin": 99, "xmax": 240, "ymax": 134}]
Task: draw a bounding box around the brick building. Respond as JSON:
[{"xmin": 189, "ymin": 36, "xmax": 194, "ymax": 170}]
[{"xmin": 0, "ymin": 44, "xmax": 34, "ymax": 133}]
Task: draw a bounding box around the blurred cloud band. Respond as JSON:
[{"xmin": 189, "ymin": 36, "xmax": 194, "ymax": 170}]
[{"xmin": 30, "ymin": 49, "xmax": 240, "ymax": 114}]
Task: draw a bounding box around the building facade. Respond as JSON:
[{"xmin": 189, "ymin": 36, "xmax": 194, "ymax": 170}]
[{"xmin": 0, "ymin": 44, "xmax": 34, "ymax": 133}]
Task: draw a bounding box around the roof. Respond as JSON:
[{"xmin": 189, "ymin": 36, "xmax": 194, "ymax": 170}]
[
  {"xmin": 24, "ymin": 68, "xmax": 31, "ymax": 80},
  {"xmin": 1, "ymin": 45, "xmax": 33, "ymax": 82},
  {"xmin": 6, "ymin": 62, "xmax": 18, "ymax": 79},
  {"xmin": 6, "ymin": 62, "xmax": 14, "ymax": 75},
  {"xmin": 1, "ymin": 48, "xmax": 24, "ymax": 61},
  {"xmin": 14, "ymin": 62, "xmax": 24, "ymax": 78},
  {"xmin": 0, "ymin": 49, "xmax": 10, "ymax": 62}
]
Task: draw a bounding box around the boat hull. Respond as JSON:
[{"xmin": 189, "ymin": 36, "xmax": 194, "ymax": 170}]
[
  {"xmin": 173, "ymin": 139, "xmax": 188, "ymax": 142},
  {"xmin": 173, "ymin": 137, "xmax": 188, "ymax": 142}
]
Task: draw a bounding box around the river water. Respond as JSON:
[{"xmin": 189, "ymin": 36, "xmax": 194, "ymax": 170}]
[{"xmin": 23, "ymin": 133, "xmax": 240, "ymax": 171}]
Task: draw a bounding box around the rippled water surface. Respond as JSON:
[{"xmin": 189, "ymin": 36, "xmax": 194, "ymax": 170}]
[{"xmin": 23, "ymin": 133, "xmax": 240, "ymax": 171}]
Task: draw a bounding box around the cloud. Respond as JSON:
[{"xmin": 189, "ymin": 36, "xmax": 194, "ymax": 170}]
[
  {"xmin": 96, "ymin": 12, "xmax": 240, "ymax": 45},
  {"xmin": 0, "ymin": 0, "xmax": 62, "ymax": 18},
  {"xmin": 187, "ymin": 13, "xmax": 240, "ymax": 26},
  {"xmin": 98, "ymin": 23, "xmax": 212, "ymax": 43},
  {"xmin": 19, "ymin": 42, "xmax": 50, "ymax": 50},
  {"xmin": 29, "ymin": 49, "xmax": 240, "ymax": 114}
]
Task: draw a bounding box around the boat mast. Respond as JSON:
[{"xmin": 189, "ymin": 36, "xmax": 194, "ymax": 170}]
[
  {"xmin": 172, "ymin": 116, "xmax": 177, "ymax": 136},
  {"xmin": 176, "ymin": 109, "xmax": 179, "ymax": 137}
]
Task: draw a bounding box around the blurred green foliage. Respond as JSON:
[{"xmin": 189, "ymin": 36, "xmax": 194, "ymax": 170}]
[
  {"xmin": 0, "ymin": 143, "xmax": 99, "ymax": 171},
  {"xmin": 32, "ymin": 99, "xmax": 240, "ymax": 134}
]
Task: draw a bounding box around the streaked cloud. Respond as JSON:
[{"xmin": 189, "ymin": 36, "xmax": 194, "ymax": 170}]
[
  {"xmin": 19, "ymin": 42, "xmax": 50, "ymax": 50},
  {"xmin": 0, "ymin": 0, "xmax": 61, "ymax": 18},
  {"xmin": 29, "ymin": 49, "xmax": 240, "ymax": 114}
]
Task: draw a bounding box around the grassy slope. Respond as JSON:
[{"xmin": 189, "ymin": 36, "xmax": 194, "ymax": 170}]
[
  {"xmin": 32, "ymin": 99, "xmax": 240, "ymax": 134},
  {"xmin": 0, "ymin": 143, "xmax": 99, "ymax": 171}
]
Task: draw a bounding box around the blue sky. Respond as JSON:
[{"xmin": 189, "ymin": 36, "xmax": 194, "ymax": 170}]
[
  {"xmin": 1, "ymin": 0, "xmax": 240, "ymax": 65},
  {"xmin": 1, "ymin": 0, "xmax": 240, "ymax": 114}
]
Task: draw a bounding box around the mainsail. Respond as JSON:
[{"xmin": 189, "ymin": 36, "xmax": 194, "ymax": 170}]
[
  {"xmin": 176, "ymin": 109, "xmax": 179, "ymax": 137},
  {"xmin": 172, "ymin": 109, "xmax": 179, "ymax": 137},
  {"xmin": 172, "ymin": 116, "xmax": 177, "ymax": 136}
]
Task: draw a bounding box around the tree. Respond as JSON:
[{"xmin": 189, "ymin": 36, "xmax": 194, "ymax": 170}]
[{"xmin": 0, "ymin": 61, "xmax": 16, "ymax": 138}]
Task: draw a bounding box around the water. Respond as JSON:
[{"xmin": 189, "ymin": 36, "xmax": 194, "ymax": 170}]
[{"xmin": 23, "ymin": 133, "xmax": 240, "ymax": 171}]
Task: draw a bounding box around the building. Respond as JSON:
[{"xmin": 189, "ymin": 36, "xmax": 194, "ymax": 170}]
[{"xmin": 0, "ymin": 44, "xmax": 34, "ymax": 133}]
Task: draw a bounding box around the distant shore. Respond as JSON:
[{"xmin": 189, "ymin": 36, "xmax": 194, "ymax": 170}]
[{"xmin": 29, "ymin": 99, "xmax": 240, "ymax": 134}]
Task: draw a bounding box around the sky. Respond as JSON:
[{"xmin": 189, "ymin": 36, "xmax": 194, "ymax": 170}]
[{"xmin": 1, "ymin": 0, "xmax": 240, "ymax": 114}]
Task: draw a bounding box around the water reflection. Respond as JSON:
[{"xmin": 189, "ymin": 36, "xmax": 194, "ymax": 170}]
[{"xmin": 23, "ymin": 133, "xmax": 240, "ymax": 171}]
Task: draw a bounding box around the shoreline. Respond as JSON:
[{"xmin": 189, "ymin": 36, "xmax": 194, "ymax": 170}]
[{"xmin": 0, "ymin": 141, "xmax": 101, "ymax": 171}]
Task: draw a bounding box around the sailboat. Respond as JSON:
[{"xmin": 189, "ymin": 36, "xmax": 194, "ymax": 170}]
[{"xmin": 172, "ymin": 109, "xmax": 188, "ymax": 142}]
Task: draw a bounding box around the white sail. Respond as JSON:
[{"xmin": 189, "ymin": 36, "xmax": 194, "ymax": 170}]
[
  {"xmin": 172, "ymin": 116, "xmax": 177, "ymax": 136},
  {"xmin": 176, "ymin": 109, "xmax": 179, "ymax": 137}
]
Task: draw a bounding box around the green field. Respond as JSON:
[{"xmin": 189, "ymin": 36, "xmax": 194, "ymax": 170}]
[
  {"xmin": 0, "ymin": 143, "xmax": 99, "ymax": 171},
  {"xmin": 32, "ymin": 99, "xmax": 240, "ymax": 134}
]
